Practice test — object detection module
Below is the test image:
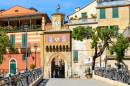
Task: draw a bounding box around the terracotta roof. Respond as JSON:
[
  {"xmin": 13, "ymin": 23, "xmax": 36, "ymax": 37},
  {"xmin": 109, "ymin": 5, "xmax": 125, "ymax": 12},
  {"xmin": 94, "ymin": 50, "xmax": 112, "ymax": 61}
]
[
  {"xmin": 0, "ymin": 12, "xmax": 46, "ymax": 18},
  {"xmin": 67, "ymin": 0, "xmax": 96, "ymax": 18}
]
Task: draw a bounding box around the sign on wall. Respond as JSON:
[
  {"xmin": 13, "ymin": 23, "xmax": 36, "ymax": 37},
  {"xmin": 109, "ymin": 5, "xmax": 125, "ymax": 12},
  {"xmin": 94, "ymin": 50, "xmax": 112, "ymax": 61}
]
[{"xmin": 45, "ymin": 34, "xmax": 69, "ymax": 43}]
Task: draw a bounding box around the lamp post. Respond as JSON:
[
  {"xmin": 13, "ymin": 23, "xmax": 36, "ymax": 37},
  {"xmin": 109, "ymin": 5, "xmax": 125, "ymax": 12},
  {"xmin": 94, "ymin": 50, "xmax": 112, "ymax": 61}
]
[
  {"xmin": 25, "ymin": 24, "xmax": 28, "ymax": 71},
  {"xmin": 98, "ymin": 43, "xmax": 102, "ymax": 68},
  {"xmin": 34, "ymin": 43, "xmax": 37, "ymax": 68}
]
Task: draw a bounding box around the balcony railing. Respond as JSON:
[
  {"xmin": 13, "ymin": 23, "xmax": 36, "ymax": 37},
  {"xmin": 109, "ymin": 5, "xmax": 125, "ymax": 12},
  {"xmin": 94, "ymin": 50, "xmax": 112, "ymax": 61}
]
[
  {"xmin": 68, "ymin": 18, "xmax": 97, "ymax": 25},
  {"xmin": 97, "ymin": 0, "xmax": 130, "ymax": 6},
  {"xmin": 0, "ymin": 25, "xmax": 42, "ymax": 32}
]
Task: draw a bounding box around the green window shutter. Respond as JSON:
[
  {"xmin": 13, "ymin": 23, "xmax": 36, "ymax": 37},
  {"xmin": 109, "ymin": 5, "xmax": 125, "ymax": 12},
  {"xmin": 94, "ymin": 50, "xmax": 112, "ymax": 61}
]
[
  {"xmin": 22, "ymin": 34, "xmax": 26, "ymax": 47},
  {"xmin": 100, "ymin": 8, "xmax": 105, "ymax": 19},
  {"xmin": 113, "ymin": 7, "xmax": 118, "ymax": 18},
  {"xmin": 82, "ymin": 13, "xmax": 87, "ymax": 19},
  {"xmin": 73, "ymin": 28, "xmax": 76, "ymax": 38},
  {"xmin": 10, "ymin": 35, "xmax": 15, "ymax": 45},
  {"xmin": 73, "ymin": 50, "xmax": 75, "ymax": 61},
  {"xmin": 110, "ymin": 26, "xmax": 113, "ymax": 29},
  {"xmin": 75, "ymin": 50, "xmax": 78, "ymax": 61},
  {"xmin": 97, "ymin": 26, "xmax": 100, "ymax": 36}
]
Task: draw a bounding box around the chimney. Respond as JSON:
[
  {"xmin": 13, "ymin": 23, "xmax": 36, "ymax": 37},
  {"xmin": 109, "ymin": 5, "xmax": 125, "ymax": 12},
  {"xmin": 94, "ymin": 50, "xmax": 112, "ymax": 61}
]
[{"xmin": 75, "ymin": 7, "xmax": 80, "ymax": 12}]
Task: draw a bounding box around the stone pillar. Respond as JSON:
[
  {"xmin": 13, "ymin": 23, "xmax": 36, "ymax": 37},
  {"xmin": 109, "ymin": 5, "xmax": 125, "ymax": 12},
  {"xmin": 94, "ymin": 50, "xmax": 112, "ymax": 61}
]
[{"xmin": 42, "ymin": 16, "xmax": 45, "ymax": 30}]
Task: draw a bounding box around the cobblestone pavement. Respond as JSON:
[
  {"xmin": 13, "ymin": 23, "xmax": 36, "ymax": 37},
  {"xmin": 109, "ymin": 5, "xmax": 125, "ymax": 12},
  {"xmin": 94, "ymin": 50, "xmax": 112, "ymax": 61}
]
[{"xmin": 37, "ymin": 78, "xmax": 114, "ymax": 86}]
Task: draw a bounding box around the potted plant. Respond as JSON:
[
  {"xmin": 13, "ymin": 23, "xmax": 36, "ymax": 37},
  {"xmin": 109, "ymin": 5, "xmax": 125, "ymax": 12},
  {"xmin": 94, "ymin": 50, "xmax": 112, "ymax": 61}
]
[
  {"xmin": 85, "ymin": 67, "xmax": 92, "ymax": 78},
  {"xmin": 91, "ymin": 14, "xmax": 97, "ymax": 18},
  {"xmin": 70, "ymin": 17, "xmax": 73, "ymax": 20},
  {"xmin": 84, "ymin": 15, "xmax": 88, "ymax": 19}
]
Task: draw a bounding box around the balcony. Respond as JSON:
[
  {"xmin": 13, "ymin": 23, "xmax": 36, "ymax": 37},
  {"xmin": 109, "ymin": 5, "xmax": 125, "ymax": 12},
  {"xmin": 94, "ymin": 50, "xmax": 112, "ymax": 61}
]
[
  {"xmin": 1, "ymin": 25, "xmax": 42, "ymax": 32},
  {"xmin": 97, "ymin": 0, "xmax": 130, "ymax": 6},
  {"xmin": 68, "ymin": 18, "xmax": 97, "ymax": 25}
]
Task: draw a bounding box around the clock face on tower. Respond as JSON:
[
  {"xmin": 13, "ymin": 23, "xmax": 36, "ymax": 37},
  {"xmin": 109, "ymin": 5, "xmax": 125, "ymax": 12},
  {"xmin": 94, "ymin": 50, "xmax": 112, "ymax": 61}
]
[{"xmin": 55, "ymin": 20, "xmax": 61, "ymax": 27}]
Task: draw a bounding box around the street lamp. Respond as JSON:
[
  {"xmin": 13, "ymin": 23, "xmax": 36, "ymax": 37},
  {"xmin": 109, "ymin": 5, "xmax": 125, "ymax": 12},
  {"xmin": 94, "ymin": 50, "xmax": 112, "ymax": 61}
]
[
  {"xmin": 34, "ymin": 43, "xmax": 37, "ymax": 68},
  {"xmin": 25, "ymin": 23, "xmax": 28, "ymax": 71},
  {"xmin": 98, "ymin": 43, "xmax": 102, "ymax": 68}
]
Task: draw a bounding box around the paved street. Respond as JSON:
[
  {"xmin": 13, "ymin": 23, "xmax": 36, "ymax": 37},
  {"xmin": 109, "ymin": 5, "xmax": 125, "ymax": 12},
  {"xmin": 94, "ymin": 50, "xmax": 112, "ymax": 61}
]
[{"xmin": 37, "ymin": 78, "xmax": 114, "ymax": 86}]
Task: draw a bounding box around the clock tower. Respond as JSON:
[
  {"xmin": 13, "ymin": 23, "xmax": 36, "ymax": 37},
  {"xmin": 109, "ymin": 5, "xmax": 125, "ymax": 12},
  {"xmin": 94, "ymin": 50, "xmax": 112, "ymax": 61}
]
[{"xmin": 52, "ymin": 12, "xmax": 65, "ymax": 30}]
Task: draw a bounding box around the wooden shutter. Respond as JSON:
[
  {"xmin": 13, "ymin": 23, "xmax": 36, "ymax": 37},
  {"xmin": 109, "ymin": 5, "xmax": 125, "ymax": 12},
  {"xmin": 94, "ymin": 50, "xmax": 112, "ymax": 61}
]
[
  {"xmin": 22, "ymin": 34, "xmax": 26, "ymax": 47},
  {"xmin": 113, "ymin": 7, "xmax": 118, "ymax": 18},
  {"xmin": 75, "ymin": 50, "xmax": 78, "ymax": 61},
  {"xmin": 10, "ymin": 35, "xmax": 15, "ymax": 45},
  {"xmin": 100, "ymin": 8, "xmax": 105, "ymax": 19}
]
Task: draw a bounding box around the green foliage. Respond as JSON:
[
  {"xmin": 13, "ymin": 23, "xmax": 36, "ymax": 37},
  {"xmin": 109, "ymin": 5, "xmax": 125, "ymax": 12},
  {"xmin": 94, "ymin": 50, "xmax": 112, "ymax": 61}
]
[
  {"xmin": 109, "ymin": 34, "xmax": 129, "ymax": 62},
  {"xmin": 30, "ymin": 64, "xmax": 35, "ymax": 69},
  {"xmin": 73, "ymin": 26, "xmax": 93, "ymax": 41},
  {"xmin": 0, "ymin": 29, "xmax": 17, "ymax": 64},
  {"xmin": 73, "ymin": 25, "xmax": 129, "ymax": 68}
]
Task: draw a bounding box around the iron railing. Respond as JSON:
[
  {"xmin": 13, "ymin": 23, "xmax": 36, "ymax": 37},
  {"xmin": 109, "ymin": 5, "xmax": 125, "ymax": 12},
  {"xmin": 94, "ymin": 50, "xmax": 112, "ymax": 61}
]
[
  {"xmin": 94, "ymin": 67, "xmax": 130, "ymax": 84},
  {"xmin": 97, "ymin": 0, "xmax": 130, "ymax": 6},
  {"xmin": 0, "ymin": 69, "xmax": 26, "ymax": 78},
  {"xmin": 68, "ymin": 18, "xmax": 97, "ymax": 25},
  {"xmin": 0, "ymin": 67, "xmax": 43, "ymax": 86}
]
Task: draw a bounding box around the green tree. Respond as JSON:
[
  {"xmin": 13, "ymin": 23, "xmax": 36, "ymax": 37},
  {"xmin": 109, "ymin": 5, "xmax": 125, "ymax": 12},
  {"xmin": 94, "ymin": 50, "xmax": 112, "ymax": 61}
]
[
  {"xmin": 0, "ymin": 26, "xmax": 17, "ymax": 64},
  {"xmin": 73, "ymin": 26, "xmax": 129, "ymax": 70}
]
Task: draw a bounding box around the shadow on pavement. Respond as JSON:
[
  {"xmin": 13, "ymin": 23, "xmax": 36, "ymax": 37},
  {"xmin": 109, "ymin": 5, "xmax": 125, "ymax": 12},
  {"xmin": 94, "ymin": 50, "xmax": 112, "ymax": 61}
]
[{"xmin": 36, "ymin": 79, "xmax": 49, "ymax": 86}]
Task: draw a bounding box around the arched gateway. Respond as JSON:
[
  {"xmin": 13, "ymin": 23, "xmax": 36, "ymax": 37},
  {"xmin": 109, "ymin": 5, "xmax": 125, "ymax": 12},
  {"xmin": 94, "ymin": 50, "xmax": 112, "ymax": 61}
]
[{"xmin": 48, "ymin": 53, "xmax": 67, "ymax": 78}]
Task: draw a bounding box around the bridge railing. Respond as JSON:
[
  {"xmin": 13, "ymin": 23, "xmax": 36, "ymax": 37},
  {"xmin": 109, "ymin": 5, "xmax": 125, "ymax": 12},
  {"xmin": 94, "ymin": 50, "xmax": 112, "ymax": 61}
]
[
  {"xmin": 0, "ymin": 67, "xmax": 43, "ymax": 86},
  {"xmin": 94, "ymin": 67, "xmax": 130, "ymax": 84}
]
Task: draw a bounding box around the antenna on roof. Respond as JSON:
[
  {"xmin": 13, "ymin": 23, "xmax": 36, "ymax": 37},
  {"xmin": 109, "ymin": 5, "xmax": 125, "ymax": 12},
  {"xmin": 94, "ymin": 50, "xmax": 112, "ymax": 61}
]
[{"xmin": 56, "ymin": 4, "xmax": 60, "ymax": 13}]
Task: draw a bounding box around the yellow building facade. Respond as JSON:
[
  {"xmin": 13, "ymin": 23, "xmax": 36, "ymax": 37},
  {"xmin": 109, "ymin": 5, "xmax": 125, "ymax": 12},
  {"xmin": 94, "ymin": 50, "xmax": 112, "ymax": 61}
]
[{"xmin": 96, "ymin": 0, "xmax": 130, "ymax": 70}]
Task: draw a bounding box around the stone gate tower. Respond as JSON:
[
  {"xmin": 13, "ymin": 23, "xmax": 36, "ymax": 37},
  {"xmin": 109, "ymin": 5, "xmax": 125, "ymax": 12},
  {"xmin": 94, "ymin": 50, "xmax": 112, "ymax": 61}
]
[{"xmin": 40, "ymin": 12, "xmax": 72, "ymax": 78}]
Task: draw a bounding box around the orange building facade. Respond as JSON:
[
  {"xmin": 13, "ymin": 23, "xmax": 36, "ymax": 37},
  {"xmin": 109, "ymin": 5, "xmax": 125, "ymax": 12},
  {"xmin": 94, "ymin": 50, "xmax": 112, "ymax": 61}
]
[{"xmin": 0, "ymin": 5, "xmax": 51, "ymax": 73}]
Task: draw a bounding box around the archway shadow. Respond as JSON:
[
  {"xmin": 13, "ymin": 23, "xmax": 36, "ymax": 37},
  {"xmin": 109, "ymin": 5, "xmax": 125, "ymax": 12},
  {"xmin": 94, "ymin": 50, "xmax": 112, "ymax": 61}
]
[{"xmin": 36, "ymin": 79, "xmax": 49, "ymax": 86}]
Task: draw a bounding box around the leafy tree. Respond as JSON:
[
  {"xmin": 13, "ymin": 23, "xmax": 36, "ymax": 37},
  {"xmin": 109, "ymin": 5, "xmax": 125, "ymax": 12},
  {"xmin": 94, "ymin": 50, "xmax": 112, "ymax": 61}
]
[
  {"xmin": 73, "ymin": 26, "xmax": 129, "ymax": 70},
  {"xmin": 0, "ymin": 26, "xmax": 17, "ymax": 64}
]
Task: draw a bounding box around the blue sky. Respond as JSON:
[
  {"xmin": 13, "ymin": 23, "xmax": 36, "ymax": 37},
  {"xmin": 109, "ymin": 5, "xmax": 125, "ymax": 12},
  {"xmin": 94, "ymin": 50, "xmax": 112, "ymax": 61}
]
[{"xmin": 0, "ymin": 0, "xmax": 93, "ymax": 21}]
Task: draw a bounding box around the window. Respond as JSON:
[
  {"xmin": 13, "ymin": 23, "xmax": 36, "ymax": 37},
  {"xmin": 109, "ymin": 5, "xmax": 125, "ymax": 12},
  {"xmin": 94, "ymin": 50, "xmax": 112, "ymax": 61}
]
[
  {"xmin": 100, "ymin": 8, "xmax": 106, "ymax": 19},
  {"xmin": 87, "ymin": 27, "xmax": 92, "ymax": 38},
  {"xmin": 110, "ymin": 25, "xmax": 119, "ymax": 36},
  {"xmin": 15, "ymin": 10, "xmax": 18, "ymax": 12},
  {"xmin": 22, "ymin": 34, "xmax": 26, "ymax": 47},
  {"xmin": 10, "ymin": 35, "xmax": 15, "ymax": 45},
  {"xmin": 82, "ymin": 13, "xmax": 87, "ymax": 19},
  {"xmin": 73, "ymin": 50, "xmax": 78, "ymax": 63},
  {"xmin": 23, "ymin": 53, "xmax": 30, "ymax": 61},
  {"xmin": 112, "ymin": 7, "xmax": 118, "ymax": 18},
  {"xmin": 73, "ymin": 28, "xmax": 76, "ymax": 38}
]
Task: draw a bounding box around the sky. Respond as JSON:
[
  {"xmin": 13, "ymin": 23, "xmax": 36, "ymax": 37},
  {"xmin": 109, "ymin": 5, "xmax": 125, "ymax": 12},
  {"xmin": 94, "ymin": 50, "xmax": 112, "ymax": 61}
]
[{"xmin": 0, "ymin": 0, "xmax": 93, "ymax": 21}]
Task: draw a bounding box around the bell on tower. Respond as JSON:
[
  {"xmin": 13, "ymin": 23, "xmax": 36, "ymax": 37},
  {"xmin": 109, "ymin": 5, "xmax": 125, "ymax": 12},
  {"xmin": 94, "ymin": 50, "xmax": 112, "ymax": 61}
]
[{"xmin": 52, "ymin": 4, "xmax": 65, "ymax": 30}]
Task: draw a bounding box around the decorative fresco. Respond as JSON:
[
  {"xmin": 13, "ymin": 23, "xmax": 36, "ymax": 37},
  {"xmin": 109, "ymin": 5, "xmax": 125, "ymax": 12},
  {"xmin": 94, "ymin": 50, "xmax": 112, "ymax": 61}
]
[{"xmin": 45, "ymin": 34, "xmax": 69, "ymax": 43}]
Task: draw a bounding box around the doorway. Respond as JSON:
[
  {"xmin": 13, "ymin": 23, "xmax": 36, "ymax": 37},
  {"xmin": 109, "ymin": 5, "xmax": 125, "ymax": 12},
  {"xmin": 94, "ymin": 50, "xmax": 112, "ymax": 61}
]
[
  {"xmin": 51, "ymin": 56, "xmax": 65, "ymax": 78},
  {"xmin": 10, "ymin": 59, "xmax": 16, "ymax": 74}
]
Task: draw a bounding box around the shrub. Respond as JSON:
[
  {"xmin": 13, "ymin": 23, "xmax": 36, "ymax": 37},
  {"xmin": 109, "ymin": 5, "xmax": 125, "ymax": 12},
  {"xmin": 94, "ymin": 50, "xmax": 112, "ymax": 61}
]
[{"xmin": 30, "ymin": 64, "xmax": 35, "ymax": 69}]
